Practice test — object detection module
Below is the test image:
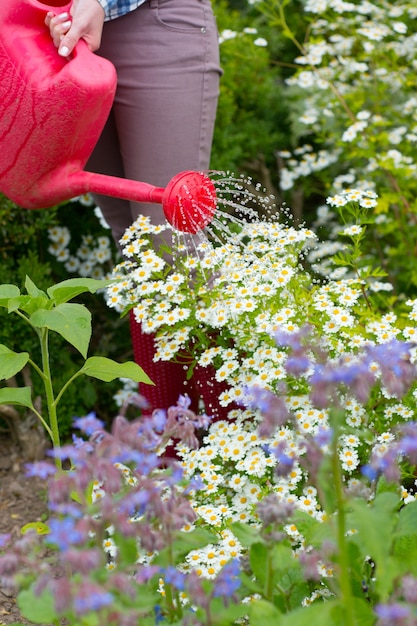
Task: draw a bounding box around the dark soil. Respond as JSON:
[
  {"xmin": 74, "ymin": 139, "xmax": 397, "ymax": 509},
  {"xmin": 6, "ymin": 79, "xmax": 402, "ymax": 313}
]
[{"xmin": 0, "ymin": 436, "xmax": 49, "ymax": 625}]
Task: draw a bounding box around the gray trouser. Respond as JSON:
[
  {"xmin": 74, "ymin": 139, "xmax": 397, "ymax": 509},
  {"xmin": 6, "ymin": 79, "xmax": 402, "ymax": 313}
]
[{"xmin": 87, "ymin": 0, "xmax": 222, "ymax": 245}]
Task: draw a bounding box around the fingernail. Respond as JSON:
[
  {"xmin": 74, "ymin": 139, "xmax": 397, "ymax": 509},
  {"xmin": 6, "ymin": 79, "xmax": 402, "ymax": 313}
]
[
  {"xmin": 61, "ymin": 20, "xmax": 72, "ymax": 29},
  {"xmin": 59, "ymin": 45, "xmax": 70, "ymax": 57},
  {"xmin": 57, "ymin": 12, "xmax": 68, "ymax": 18}
]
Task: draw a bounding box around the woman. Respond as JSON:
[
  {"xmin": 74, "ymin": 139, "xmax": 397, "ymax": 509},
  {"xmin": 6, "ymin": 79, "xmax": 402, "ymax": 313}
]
[{"xmin": 46, "ymin": 0, "xmax": 222, "ymax": 413}]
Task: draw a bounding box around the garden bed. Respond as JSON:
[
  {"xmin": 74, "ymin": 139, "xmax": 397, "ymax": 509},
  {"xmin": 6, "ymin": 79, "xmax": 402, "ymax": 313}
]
[{"xmin": 0, "ymin": 436, "xmax": 48, "ymax": 626}]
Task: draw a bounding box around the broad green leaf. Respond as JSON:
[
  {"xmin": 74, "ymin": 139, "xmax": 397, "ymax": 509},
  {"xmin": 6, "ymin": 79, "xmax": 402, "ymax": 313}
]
[
  {"xmin": 80, "ymin": 356, "xmax": 154, "ymax": 385},
  {"xmin": 25, "ymin": 276, "xmax": 47, "ymax": 299},
  {"xmin": 0, "ymin": 284, "xmax": 20, "ymax": 306},
  {"xmin": 0, "ymin": 386, "xmax": 33, "ymax": 410},
  {"xmin": 290, "ymin": 509, "xmax": 322, "ymax": 545},
  {"xmin": 0, "ymin": 345, "xmax": 29, "ymax": 380},
  {"xmin": 279, "ymin": 598, "xmax": 341, "ymax": 626},
  {"xmin": 7, "ymin": 295, "xmax": 51, "ymax": 315},
  {"xmin": 76, "ymin": 613, "xmax": 99, "ymax": 626},
  {"xmin": 153, "ymin": 528, "xmax": 218, "ymax": 567},
  {"xmin": 348, "ymin": 492, "xmax": 399, "ymax": 599},
  {"xmin": 395, "ymin": 500, "xmax": 417, "ymax": 537},
  {"xmin": 230, "ymin": 521, "xmax": 264, "ymax": 547},
  {"xmin": 348, "ymin": 492, "xmax": 398, "ymax": 564},
  {"xmin": 250, "ymin": 541, "xmax": 270, "ymax": 587},
  {"xmin": 247, "ymin": 599, "xmax": 283, "ymax": 623},
  {"xmin": 47, "ymin": 277, "xmax": 113, "ymax": 305},
  {"xmin": 171, "ymin": 527, "xmax": 218, "ymax": 560},
  {"xmin": 211, "ymin": 599, "xmax": 249, "ymax": 625},
  {"xmin": 30, "ymin": 303, "xmax": 91, "ymax": 358},
  {"xmin": 17, "ymin": 587, "xmax": 57, "ymax": 624}
]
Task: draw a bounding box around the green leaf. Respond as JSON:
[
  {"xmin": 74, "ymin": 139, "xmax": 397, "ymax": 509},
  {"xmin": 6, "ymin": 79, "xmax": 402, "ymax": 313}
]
[
  {"xmin": 30, "ymin": 303, "xmax": 91, "ymax": 358},
  {"xmin": 25, "ymin": 276, "xmax": 47, "ymax": 299},
  {"xmin": 348, "ymin": 493, "xmax": 399, "ymax": 599},
  {"xmin": 279, "ymin": 598, "xmax": 341, "ymax": 626},
  {"xmin": 247, "ymin": 599, "xmax": 282, "ymax": 623},
  {"xmin": 0, "ymin": 387, "xmax": 33, "ymax": 410},
  {"xmin": 249, "ymin": 541, "xmax": 269, "ymax": 587},
  {"xmin": 8, "ymin": 295, "xmax": 51, "ymax": 316},
  {"xmin": 21, "ymin": 521, "xmax": 49, "ymax": 535},
  {"xmin": 171, "ymin": 527, "xmax": 218, "ymax": 560},
  {"xmin": 230, "ymin": 521, "xmax": 265, "ymax": 547},
  {"xmin": 0, "ymin": 345, "xmax": 29, "ymax": 380},
  {"xmin": 211, "ymin": 599, "xmax": 250, "ymax": 625},
  {"xmin": 348, "ymin": 492, "xmax": 398, "ymax": 564},
  {"xmin": 80, "ymin": 356, "xmax": 154, "ymax": 385},
  {"xmin": 395, "ymin": 500, "xmax": 417, "ymax": 537},
  {"xmin": 47, "ymin": 277, "xmax": 113, "ymax": 305},
  {"xmin": 17, "ymin": 587, "xmax": 57, "ymax": 624},
  {"xmin": 0, "ymin": 283, "xmax": 20, "ymax": 306}
]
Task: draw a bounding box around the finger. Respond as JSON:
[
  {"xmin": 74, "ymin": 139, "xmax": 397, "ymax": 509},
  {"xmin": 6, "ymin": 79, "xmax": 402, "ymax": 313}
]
[
  {"xmin": 58, "ymin": 32, "xmax": 79, "ymax": 57},
  {"xmin": 45, "ymin": 11, "xmax": 69, "ymax": 27},
  {"xmin": 45, "ymin": 11, "xmax": 72, "ymax": 48}
]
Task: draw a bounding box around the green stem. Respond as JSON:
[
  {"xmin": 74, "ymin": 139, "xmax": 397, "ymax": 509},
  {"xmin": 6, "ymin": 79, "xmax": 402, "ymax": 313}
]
[
  {"xmin": 265, "ymin": 549, "xmax": 274, "ymax": 601},
  {"xmin": 54, "ymin": 370, "xmax": 82, "ymax": 407},
  {"xmin": 331, "ymin": 413, "xmax": 355, "ymax": 626},
  {"xmin": 39, "ymin": 328, "xmax": 62, "ymax": 469}
]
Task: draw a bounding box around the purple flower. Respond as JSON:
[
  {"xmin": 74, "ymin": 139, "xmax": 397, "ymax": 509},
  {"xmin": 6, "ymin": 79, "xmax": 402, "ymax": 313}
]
[
  {"xmin": 72, "ymin": 432, "xmax": 94, "ymax": 452},
  {"xmin": 375, "ymin": 602, "xmax": 411, "ymax": 621},
  {"xmin": 25, "ymin": 461, "xmax": 57, "ymax": 480},
  {"xmin": 73, "ymin": 584, "xmax": 113, "ymax": 615},
  {"xmin": 244, "ymin": 385, "xmax": 290, "ymax": 437},
  {"xmin": 48, "ymin": 502, "xmax": 84, "ymax": 518},
  {"xmin": 285, "ymin": 354, "xmax": 311, "ymax": 376},
  {"xmin": 154, "ymin": 605, "xmax": 164, "ymax": 624},
  {"xmin": 48, "ymin": 444, "xmax": 86, "ymax": 464},
  {"xmin": 270, "ymin": 442, "xmax": 295, "ymax": 478},
  {"xmin": 118, "ymin": 488, "xmax": 153, "ymax": 517},
  {"xmin": 73, "ymin": 412, "xmax": 105, "ymax": 436},
  {"xmin": 151, "ymin": 409, "xmax": 167, "ymax": 433},
  {"xmin": 47, "ymin": 517, "xmax": 84, "ymax": 552},
  {"xmin": 163, "ymin": 566, "xmax": 186, "ymax": 591},
  {"xmin": 361, "ymin": 464, "xmax": 378, "ymax": 482},
  {"xmin": 112, "ymin": 449, "xmax": 159, "ymax": 474},
  {"xmin": 256, "ymin": 493, "xmax": 295, "ymax": 526},
  {"xmin": 0, "ymin": 553, "xmax": 19, "ymax": 577},
  {"xmin": 314, "ymin": 426, "xmax": 333, "ymax": 447},
  {"xmin": 61, "ymin": 548, "xmax": 103, "ymax": 574},
  {"xmin": 273, "ymin": 326, "xmax": 312, "ymax": 351},
  {"xmin": 212, "ymin": 559, "xmax": 241, "ymax": 599},
  {"xmin": 0, "ymin": 533, "xmax": 11, "ymax": 549}
]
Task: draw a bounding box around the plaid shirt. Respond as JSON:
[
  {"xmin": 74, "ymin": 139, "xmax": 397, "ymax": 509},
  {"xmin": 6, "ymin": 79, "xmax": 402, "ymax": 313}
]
[{"xmin": 97, "ymin": 0, "xmax": 147, "ymax": 21}]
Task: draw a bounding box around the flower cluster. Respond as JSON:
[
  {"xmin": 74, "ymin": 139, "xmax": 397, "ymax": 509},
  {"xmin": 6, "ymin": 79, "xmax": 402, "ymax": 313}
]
[
  {"xmin": 47, "ymin": 197, "xmax": 116, "ymax": 280},
  {"xmin": 269, "ymin": 0, "xmax": 417, "ymax": 292},
  {"xmin": 100, "ymin": 182, "xmax": 417, "ymax": 617},
  {"xmin": 0, "ymin": 399, "xmax": 246, "ymax": 625}
]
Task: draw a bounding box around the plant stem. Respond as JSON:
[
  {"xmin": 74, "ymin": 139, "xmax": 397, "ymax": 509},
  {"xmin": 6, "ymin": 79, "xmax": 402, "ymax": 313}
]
[
  {"xmin": 331, "ymin": 411, "xmax": 355, "ymax": 626},
  {"xmin": 39, "ymin": 328, "xmax": 62, "ymax": 469}
]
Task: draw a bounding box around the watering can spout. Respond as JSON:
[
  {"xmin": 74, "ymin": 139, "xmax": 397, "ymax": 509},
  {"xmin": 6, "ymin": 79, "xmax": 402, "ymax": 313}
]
[
  {"xmin": 0, "ymin": 0, "xmax": 217, "ymax": 234},
  {"xmin": 25, "ymin": 168, "xmax": 217, "ymax": 234}
]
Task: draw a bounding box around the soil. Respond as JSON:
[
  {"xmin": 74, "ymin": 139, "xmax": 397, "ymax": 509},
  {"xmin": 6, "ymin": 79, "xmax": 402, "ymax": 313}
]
[{"xmin": 0, "ymin": 436, "xmax": 50, "ymax": 626}]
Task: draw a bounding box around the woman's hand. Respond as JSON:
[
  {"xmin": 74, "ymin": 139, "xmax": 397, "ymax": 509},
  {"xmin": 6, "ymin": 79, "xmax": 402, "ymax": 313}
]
[{"xmin": 45, "ymin": 0, "xmax": 105, "ymax": 57}]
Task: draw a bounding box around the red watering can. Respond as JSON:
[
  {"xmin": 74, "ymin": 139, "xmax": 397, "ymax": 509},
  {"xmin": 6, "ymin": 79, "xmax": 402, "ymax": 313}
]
[{"xmin": 0, "ymin": 0, "xmax": 217, "ymax": 233}]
